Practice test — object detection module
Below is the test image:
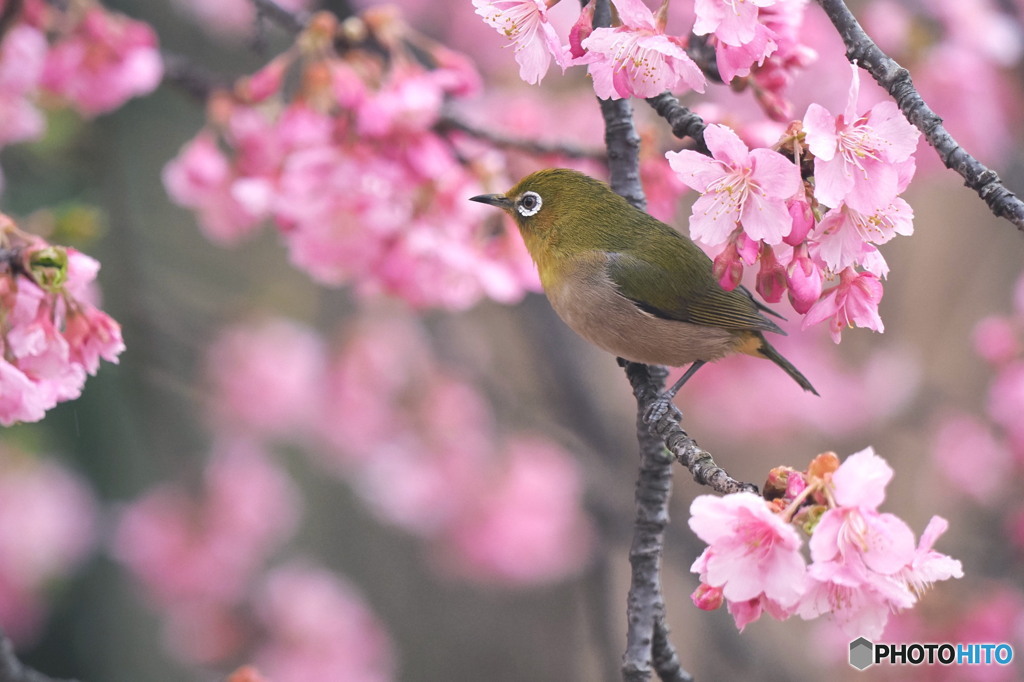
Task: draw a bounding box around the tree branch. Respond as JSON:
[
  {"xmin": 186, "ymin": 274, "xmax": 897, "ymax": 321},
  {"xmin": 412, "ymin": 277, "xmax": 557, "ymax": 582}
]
[
  {"xmin": 621, "ymin": 361, "xmax": 757, "ymax": 495},
  {"xmin": 645, "ymin": 92, "xmax": 708, "ymax": 153},
  {"xmin": 249, "ymin": 0, "xmax": 309, "ymax": 35},
  {"xmin": 0, "ymin": 630, "xmax": 77, "ymax": 682},
  {"xmin": 815, "ymin": 0, "xmax": 1024, "ymax": 232},
  {"xmin": 436, "ymin": 112, "xmax": 607, "ymax": 162}
]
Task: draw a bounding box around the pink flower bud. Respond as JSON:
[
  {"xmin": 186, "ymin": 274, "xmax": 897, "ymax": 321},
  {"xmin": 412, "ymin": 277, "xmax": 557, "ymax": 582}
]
[
  {"xmin": 568, "ymin": 2, "xmax": 594, "ymax": 59},
  {"xmin": 786, "ymin": 246, "xmax": 823, "ymax": 314},
  {"xmin": 756, "ymin": 246, "xmax": 786, "ymax": 303},
  {"xmin": 784, "ymin": 199, "xmax": 814, "ymax": 246},
  {"xmin": 238, "ymin": 55, "xmax": 289, "ymax": 103},
  {"xmin": 691, "ymin": 583, "xmax": 725, "ymax": 611},
  {"xmin": 713, "ymin": 242, "xmax": 744, "ymax": 291}
]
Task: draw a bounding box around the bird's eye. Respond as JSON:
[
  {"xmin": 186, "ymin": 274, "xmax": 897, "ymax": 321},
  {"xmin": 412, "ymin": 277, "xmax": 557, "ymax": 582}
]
[{"xmin": 516, "ymin": 191, "xmax": 543, "ymax": 217}]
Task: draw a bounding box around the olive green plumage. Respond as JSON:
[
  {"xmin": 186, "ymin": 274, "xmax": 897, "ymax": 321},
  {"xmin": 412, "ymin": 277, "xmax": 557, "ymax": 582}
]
[{"xmin": 470, "ymin": 168, "xmax": 817, "ymax": 395}]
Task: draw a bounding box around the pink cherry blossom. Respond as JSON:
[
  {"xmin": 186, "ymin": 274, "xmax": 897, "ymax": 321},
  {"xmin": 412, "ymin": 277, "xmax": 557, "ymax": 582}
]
[
  {"xmin": 112, "ymin": 438, "xmax": 301, "ymax": 608},
  {"xmin": 803, "ymin": 66, "xmax": 920, "ymax": 213},
  {"xmin": 688, "ymin": 492, "xmax": 807, "ymax": 610},
  {"xmin": 972, "ymin": 315, "xmax": 1020, "ymax": 365},
  {"xmin": 0, "ymin": 454, "xmax": 96, "ymax": 645},
  {"xmin": 254, "ymin": 561, "xmax": 394, "ymax": 682},
  {"xmin": 693, "ymin": 0, "xmax": 779, "ymax": 47},
  {"xmin": 436, "ymin": 438, "xmax": 592, "ymax": 585},
  {"xmin": 578, "ymin": 0, "xmax": 706, "ymax": 99},
  {"xmin": 932, "ymin": 414, "xmax": 1011, "ymax": 501},
  {"xmin": 162, "ymin": 132, "xmax": 268, "ymax": 244},
  {"xmin": 473, "ymin": 0, "xmax": 570, "ymax": 85},
  {"xmin": 205, "ymin": 318, "xmax": 327, "ymax": 439},
  {"xmin": 802, "ymin": 267, "xmax": 884, "ymax": 342},
  {"xmin": 811, "ymin": 196, "xmax": 914, "ymax": 273},
  {"xmin": 987, "ymin": 360, "xmax": 1024, "ymax": 446},
  {"xmin": 40, "ymin": 6, "xmax": 163, "ymax": 116},
  {"xmin": 0, "ymin": 25, "xmax": 47, "ymax": 147},
  {"xmin": 900, "ymin": 516, "xmax": 964, "ymax": 594},
  {"xmin": 797, "ymin": 448, "xmax": 962, "ymax": 638},
  {"xmin": 0, "ymin": 229, "xmax": 124, "ymax": 424},
  {"xmin": 667, "ymin": 123, "xmax": 801, "ymax": 246}
]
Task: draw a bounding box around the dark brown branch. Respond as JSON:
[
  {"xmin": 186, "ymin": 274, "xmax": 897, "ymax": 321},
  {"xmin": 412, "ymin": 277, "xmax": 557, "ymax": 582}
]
[
  {"xmin": 815, "ymin": 0, "xmax": 1024, "ymax": 232},
  {"xmin": 645, "ymin": 93, "xmax": 708, "ymax": 153}
]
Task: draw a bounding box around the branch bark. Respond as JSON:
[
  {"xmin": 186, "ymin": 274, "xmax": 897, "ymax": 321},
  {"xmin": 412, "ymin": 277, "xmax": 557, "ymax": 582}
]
[{"xmin": 815, "ymin": 0, "xmax": 1024, "ymax": 232}]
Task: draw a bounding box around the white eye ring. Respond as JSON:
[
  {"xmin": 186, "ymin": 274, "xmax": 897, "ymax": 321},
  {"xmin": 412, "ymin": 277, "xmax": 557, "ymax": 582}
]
[{"xmin": 516, "ymin": 191, "xmax": 543, "ymax": 217}]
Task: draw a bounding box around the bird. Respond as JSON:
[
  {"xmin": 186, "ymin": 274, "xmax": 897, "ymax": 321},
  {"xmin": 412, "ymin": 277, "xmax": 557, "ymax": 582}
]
[{"xmin": 470, "ymin": 168, "xmax": 817, "ymax": 418}]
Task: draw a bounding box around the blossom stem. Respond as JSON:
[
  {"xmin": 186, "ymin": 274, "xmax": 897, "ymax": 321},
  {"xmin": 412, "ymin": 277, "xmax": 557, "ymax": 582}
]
[{"xmin": 815, "ymin": 0, "xmax": 1024, "ymax": 233}]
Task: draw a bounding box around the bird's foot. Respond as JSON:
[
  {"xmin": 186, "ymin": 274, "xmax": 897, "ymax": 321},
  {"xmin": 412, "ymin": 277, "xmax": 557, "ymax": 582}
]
[{"xmin": 643, "ymin": 394, "xmax": 682, "ymax": 429}]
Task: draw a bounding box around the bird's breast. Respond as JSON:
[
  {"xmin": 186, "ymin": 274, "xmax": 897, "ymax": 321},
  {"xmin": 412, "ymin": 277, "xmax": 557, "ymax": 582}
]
[{"xmin": 541, "ymin": 253, "xmax": 744, "ymax": 367}]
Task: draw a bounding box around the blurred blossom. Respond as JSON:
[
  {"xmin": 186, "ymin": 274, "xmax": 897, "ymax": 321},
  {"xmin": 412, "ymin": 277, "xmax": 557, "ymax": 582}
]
[
  {"xmin": 986, "ymin": 361, "xmax": 1024, "ymax": 448},
  {"xmin": 932, "ymin": 414, "xmax": 1012, "ymax": 502},
  {"xmin": 113, "ymin": 438, "xmax": 301, "ymax": 611},
  {"xmin": 205, "ymin": 318, "xmax": 327, "ymax": 439},
  {"xmin": 0, "ymin": 454, "xmax": 97, "ymax": 644},
  {"xmin": 0, "ymin": 25, "xmax": 47, "ymax": 147},
  {"xmin": 973, "ymin": 316, "xmax": 1020, "ymax": 365},
  {"xmin": 164, "ymin": 7, "xmax": 541, "ymax": 310},
  {"xmin": 39, "ymin": 5, "xmax": 162, "ymax": 116},
  {"xmin": 435, "ymin": 438, "xmax": 592, "ymax": 585},
  {"xmin": 172, "ymin": 0, "xmax": 315, "ymax": 39},
  {"xmin": 683, "ymin": 329, "xmax": 919, "ymax": 440},
  {"xmin": 254, "ymin": 561, "xmax": 395, "ymax": 682}
]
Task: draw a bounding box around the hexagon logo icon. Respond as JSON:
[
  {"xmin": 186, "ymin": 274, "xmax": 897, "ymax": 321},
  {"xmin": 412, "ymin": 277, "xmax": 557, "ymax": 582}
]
[{"xmin": 849, "ymin": 637, "xmax": 874, "ymax": 670}]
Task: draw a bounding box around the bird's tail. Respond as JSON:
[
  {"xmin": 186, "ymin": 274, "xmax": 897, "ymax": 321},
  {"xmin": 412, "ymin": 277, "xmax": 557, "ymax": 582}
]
[{"xmin": 757, "ymin": 338, "xmax": 819, "ymax": 396}]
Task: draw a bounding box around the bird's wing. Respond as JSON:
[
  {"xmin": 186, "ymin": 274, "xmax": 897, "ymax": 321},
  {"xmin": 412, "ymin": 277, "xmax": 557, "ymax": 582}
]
[{"xmin": 605, "ymin": 252, "xmax": 785, "ymax": 335}]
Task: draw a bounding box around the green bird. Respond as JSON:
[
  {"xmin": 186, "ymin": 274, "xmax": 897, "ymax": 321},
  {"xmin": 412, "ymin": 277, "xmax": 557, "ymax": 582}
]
[{"xmin": 470, "ymin": 168, "xmax": 818, "ymax": 408}]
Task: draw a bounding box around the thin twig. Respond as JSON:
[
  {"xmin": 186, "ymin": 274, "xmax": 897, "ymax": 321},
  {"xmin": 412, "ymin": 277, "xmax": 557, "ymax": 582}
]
[
  {"xmin": 250, "ymin": 0, "xmax": 309, "ymax": 35},
  {"xmin": 815, "ymin": 0, "xmax": 1024, "ymax": 232},
  {"xmin": 160, "ymin": 50, "xmax": 229, "ymax": 101},
  {"xmin": 436, "ymin": 113, "xmax": 607, "ymax": 161}
]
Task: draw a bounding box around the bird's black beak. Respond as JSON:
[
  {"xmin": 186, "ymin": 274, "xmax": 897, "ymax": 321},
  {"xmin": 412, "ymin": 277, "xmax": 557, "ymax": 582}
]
[{"xmin": 469, "ymin": 193, "xmax": 513, "ymax": 210}]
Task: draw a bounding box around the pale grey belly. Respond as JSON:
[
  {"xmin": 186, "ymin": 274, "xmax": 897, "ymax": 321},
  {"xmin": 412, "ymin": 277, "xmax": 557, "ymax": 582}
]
[{"xmin": 545, "ymin": 275, "xmax": 742, "ymax": 367}]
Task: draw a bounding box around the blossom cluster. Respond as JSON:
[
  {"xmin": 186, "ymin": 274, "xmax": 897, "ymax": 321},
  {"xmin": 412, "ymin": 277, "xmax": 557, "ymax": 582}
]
[
  {"xmin": 115, "ymin": 313, "xmax": 592, "ymax": 677},
  {"xmin": 0, "ymin": 215, "xmax": 125, "ymax": 425},
  {"xmin": 667, "ymin": 65, "xmax": 920, "ymax": 342},
  {"xmin": 0, "ymin": 0, "xmax": 161, "ymax": 162},
  {"xmin": 475, "ymin": 0, "xmax": 815, "ymax": 117},
  {"xmin": 689, "ymin": 448, "xmax": 962, "ymax": 638},
  {"xmin": 163, "ymin": 9, "xmax": 540, "ymax": 310},
  {"xmin": 113, "ymin": 437, "xmax": 395, "ymax": 680},
  {"xmin": 0, "ymin": 451, "xmax": 96, "ymax": 645},
  {"xmin": 206, "ymin": 314, "xmax": 593, "ymax": 584}
]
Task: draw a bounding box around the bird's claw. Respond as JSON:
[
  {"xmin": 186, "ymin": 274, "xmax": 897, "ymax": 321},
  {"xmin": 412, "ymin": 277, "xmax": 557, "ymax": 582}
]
[{"xmin": 643, "ymin": 395, "xmax": 681, "ymax": 428}]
